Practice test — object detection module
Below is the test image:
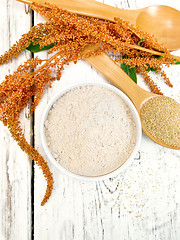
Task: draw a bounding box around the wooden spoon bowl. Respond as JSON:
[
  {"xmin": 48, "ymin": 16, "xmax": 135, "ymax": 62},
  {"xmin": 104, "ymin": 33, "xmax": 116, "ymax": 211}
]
[{"xmin": 136, "ymin": 5, "xmax": 180, "ymax": 51}]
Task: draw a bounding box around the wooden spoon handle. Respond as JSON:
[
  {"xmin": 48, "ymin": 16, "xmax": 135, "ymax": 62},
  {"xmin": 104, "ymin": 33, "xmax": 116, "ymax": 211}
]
[
  {"xmin": 82, "ymin": 45, "xmax": 154, "ymax": 111},
  {"xmin": 17, "ymin": 0, "xmax": 139, "ymax": 24}
]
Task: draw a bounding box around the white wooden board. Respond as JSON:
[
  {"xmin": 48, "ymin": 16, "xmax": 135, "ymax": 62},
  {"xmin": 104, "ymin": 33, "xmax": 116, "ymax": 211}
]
[
  {"xmin": 0, "ymin": 1, "xmax": 32, "ymax": 239},
  {"xmin": 0, "ymin": 0, "xmax": 180, "ymax": 239}
]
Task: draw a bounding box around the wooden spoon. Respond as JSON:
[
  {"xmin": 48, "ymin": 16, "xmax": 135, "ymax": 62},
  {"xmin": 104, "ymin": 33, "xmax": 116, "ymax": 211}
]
[
  {"xmin": 82, "ymin": 45, "xmax": 180, "ymax": 150},
  {"xmin": 17, "ymin": 0, "xmax": 180, "ymax": 51}
]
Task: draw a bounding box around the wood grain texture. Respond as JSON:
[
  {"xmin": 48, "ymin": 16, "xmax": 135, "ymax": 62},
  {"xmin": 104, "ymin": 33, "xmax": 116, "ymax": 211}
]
[
  {"xmin": 0, "ymin": 1, "xmax": 32, "ymax": 239},
  {"xmin": 0, "ymin": 0, "xmax": 180, "ymax": 239}
]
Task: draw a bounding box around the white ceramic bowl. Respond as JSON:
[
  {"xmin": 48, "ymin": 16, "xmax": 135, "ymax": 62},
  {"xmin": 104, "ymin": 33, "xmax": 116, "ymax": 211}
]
[{"xmin": 40, "ymin": 82, "xmax": 142, "ymax": 181}]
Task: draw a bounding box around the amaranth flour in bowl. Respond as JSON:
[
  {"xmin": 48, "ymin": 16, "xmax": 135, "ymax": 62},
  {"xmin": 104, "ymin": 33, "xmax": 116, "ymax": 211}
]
[{"xmin": 44, "ymin": 84, "xmax": 139, "ymax": 178}]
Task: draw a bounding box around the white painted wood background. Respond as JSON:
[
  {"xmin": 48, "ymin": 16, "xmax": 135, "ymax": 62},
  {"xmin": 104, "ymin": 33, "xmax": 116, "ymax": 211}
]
[{"xmin": 0, "ymin": 0, "xmax": 180, "ymax": 239}]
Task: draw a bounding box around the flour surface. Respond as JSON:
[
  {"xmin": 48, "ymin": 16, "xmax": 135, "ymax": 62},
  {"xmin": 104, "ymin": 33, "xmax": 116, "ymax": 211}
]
[{"xmin": 45, "ymin": 85, "xmax": 137, "ymax": 177}]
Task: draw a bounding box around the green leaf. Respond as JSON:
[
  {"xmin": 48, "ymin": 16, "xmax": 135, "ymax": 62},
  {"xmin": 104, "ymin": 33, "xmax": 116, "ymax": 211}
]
[
  {"xmin": 137, "ymin": 38, "xmax": 147, "ymax": 46},
  {"xmin": 121, "ymin": 63, "xmax": 137, "ymax": 83},
  {"xmin": 146, "ymin": 64, "xmax": 157, "ymax": 72},
  {"xmin": 175, "ymin": 61, "xmax": 180, "ymax": 65},
  {"xmin": 152, "ymin": 55, "xmax": 162, "ymax": 59},
  {"xmin": 26, "ymin": 42, "xmax": 54, "ymax": 53}
]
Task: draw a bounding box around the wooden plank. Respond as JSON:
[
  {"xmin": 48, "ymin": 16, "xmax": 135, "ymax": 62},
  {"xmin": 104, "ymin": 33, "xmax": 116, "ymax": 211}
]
[
  {"xmin": 0, "ymin": 1, "xmax": 32, "ymax": 239},
  {"xmin": 33, "ymin": 0, "xmax": 180, "ymax": 239}
]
